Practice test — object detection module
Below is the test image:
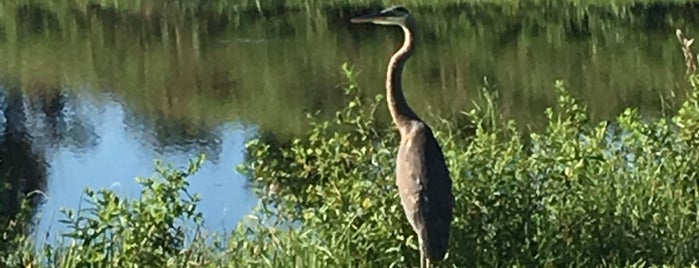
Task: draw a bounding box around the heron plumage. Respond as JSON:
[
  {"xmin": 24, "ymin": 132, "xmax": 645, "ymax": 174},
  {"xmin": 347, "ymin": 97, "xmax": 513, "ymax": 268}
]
[{"xmin": 351, "ymin": 6, "xmax": 456, "ymax": 268}]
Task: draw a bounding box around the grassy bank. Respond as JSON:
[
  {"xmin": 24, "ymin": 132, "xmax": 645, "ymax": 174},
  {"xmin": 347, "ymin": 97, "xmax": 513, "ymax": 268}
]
[{"xmin": 3, "ymin": 31, "xmax": 699, "ymax": 267}]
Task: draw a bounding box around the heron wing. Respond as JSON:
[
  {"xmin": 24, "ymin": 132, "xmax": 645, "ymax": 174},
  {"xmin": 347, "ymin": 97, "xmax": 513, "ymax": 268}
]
[{"xmin": 396, "ymin": 121, "xmax": 454, "ymax": 260}]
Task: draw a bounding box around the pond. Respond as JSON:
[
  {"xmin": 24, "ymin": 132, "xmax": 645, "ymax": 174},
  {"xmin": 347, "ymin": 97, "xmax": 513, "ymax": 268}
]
[{"xmin": 0, "ymin": 1, "xmax": 697, "ymax": 241}]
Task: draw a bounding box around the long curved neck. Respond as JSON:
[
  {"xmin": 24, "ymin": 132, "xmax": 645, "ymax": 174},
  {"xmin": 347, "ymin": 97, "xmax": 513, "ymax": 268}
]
[{"xmin": 386, "ymin": 18, "xmax": 422, "ymax": 134}]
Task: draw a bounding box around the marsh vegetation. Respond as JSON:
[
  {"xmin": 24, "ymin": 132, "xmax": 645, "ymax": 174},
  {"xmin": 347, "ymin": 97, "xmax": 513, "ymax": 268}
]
[{"xmin": 2, "ymin": 1, "xmax": 699, "ymax": 267}]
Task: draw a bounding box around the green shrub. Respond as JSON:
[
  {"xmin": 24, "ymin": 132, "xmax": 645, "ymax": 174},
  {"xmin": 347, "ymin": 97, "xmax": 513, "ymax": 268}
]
[
  {"xmin": 24, "ymin": 155, "xmax": 223, "ymax": 268},
  {"xmin": 1, "ymin": 198, "xmax": 38, "ymax": 267},
  {"xmin": 236, "ymin": 62, "xmax": 699, "ymax": 267}
]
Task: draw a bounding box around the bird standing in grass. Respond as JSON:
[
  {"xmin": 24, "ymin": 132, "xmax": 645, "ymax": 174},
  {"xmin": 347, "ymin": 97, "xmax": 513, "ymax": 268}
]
[{"xmin": 350, "ymin": 5, "xmax": 455, "ymax": 268}]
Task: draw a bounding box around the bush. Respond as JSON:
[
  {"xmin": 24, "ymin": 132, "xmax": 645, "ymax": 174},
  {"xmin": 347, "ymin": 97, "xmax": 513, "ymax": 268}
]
[
  {"xmin": 8, "ymin": 155, "xmax": 225, "ymax": 268},
  {"xmin": 237, "ymin": 59, "xmax": 699, "ymax": 267}
]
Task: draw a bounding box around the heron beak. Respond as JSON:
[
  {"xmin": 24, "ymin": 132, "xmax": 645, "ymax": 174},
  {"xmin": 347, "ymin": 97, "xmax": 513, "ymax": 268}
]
[{"xmin": 350, "ymin": 12, "xmax": 387, "ymax": 24}]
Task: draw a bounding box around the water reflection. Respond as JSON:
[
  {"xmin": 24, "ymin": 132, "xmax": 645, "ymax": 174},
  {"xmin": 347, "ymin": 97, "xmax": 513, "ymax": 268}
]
[
  {"xmin": 0, "ymin": 87, "xmax": 48, "ymax": 218},
  {"xmin": 30, "ymin": 92, "xmax": 258, "ymax": 239},
  {"xmin": 2, "ymin": 2, "xmax": 695, "ymax": 137},
  {"xmin": 29, "ymin": 90, "xmax": 100, "ymax": 155},
  {"xmin": 124, "ymin": 111, "xmax": 225, "ymax": 163}
]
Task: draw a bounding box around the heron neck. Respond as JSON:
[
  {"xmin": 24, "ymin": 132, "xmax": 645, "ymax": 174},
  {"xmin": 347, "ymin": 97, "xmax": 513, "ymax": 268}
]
[{"xmin": 386, "ymin": 21, "xmax": 421, "ymax": 133}]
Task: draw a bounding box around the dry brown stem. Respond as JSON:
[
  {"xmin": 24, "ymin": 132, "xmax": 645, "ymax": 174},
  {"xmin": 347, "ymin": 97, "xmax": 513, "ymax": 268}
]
[{"xmin": 676, "ymin": 29, "xmax": 697, "ymax": 75}]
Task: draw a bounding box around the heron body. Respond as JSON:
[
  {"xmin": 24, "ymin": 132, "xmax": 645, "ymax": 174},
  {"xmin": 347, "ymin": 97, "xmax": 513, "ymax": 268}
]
[{"xmin": 351, "ymin": 6, "xmax": 455, "ymax": 268}]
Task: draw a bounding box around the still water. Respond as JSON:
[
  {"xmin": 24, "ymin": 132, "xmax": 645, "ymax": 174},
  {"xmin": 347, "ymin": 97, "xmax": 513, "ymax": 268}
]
[{"xmin": 0, "ymin": 2, "xmax": 697, "ymax": 239}]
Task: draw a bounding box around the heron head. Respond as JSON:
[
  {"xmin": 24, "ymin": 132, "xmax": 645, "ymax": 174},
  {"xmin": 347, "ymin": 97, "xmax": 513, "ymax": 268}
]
[{"xmin": 350, "ymin": 5, "xmax": 412, "ymax": 27}]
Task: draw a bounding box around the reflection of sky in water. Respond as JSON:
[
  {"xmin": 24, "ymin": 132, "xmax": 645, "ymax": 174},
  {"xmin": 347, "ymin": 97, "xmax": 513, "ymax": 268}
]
[{"xmin": 34, "ymin": 94, "xmax": 258, "ymax": 242}]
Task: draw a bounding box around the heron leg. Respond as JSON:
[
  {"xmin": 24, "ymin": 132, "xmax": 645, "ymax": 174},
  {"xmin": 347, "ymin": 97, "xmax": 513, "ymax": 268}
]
[
  {"xmin": 426, "ymin": 257, "xmax": 431, "ymax": 268},
  {"xmin": 419, "ymin": 246, "xmax": 425, "ymax": 268}
]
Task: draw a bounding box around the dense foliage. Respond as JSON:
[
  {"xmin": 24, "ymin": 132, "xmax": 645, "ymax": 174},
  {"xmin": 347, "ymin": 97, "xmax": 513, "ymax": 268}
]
[
  {"xmin": 236, "ymin": 63, "xmax": 699, "ymax": 267},
  {"xmin": 2, "ymin": 31, "xmax": 699, "ymax": 268}
]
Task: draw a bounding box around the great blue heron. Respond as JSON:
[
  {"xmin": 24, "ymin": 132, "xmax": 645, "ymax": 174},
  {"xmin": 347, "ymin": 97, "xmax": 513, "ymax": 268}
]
[{"xmin": 350, "ymin": 5, "xmax": 455, "ymax": 268}]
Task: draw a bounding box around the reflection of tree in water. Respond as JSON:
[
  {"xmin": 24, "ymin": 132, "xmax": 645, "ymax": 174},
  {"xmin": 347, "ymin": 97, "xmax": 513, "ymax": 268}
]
[
  {"xmin": 15, "ymin": 3, "xmax": 61, "ymax": 39},
  {"xmin": 0, "ymin": 87, "xmax": 48, "ymax": 226},
  {"xmin": 122, "ymin": 111, "xmax": 224, "ymax": 164},
  {"xmin": 151, "ymin": 117, "xmax": 224, "ymax": 164},
  {"xmin": 27, "ymin": 89, "xmax": 100, "ymax": 155},
  {"xmin": 0, "ymin": 3, "xmax": 99, "ymax": 235},
  {"xmin": 0, "ymin": 82, "xmax": 100, "ymax": 253}
]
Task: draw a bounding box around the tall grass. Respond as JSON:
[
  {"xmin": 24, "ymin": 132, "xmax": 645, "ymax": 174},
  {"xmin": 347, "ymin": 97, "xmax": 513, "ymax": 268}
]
[{"xmin": 2, "ymin": 28, "xmax": 699, "ymax": 267}]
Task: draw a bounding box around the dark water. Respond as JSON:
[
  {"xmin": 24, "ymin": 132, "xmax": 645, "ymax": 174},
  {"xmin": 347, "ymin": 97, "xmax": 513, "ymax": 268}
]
[{"xmin": 0, "ymin": 2, "xmax": 697, "ymax": 239}]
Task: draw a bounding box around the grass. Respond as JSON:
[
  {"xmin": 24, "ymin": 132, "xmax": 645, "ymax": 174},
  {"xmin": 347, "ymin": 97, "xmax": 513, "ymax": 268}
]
[{"xmin": 2, "ymin": 28, "xmax": 699, "ymax": 267}]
